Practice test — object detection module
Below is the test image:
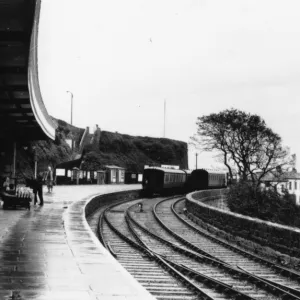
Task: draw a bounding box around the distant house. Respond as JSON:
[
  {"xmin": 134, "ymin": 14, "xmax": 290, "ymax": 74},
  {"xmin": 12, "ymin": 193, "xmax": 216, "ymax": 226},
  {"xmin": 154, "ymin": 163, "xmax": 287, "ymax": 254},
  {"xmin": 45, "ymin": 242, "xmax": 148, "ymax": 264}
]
[
  {"xmin": 125, "ymin": 172, "xmax": 143, "ymax": 184},
  {"xmin": 259, "ymin": 170, "xmax": 300, "ymax": 205},
  {"xmin": 104, "ymin": 165, "xmax": 125, "ymax": 184},
  {"xmin": 55, "ymin": 158, "xmax": 97, "ymax": 185}
]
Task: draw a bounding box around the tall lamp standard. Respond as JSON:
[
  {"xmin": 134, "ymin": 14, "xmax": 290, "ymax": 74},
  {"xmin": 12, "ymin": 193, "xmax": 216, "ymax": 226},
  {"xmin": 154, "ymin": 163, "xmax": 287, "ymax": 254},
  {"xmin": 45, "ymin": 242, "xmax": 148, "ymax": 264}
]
[{"xmin": 66, "ymin": 91, "xmax": 74, "ymax": 150}]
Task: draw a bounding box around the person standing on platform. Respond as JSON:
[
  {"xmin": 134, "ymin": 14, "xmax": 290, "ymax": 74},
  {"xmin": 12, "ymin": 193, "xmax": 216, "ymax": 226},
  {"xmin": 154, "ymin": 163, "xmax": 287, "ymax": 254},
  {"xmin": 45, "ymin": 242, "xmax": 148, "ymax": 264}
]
[
  {"xmin": 3, "ymin": 177, "xmax": 10, "ymax": 191},
  {"xmin": 26, "ymin": 173, "xmax": 44, "ymax": 206},
  {"xmin": 35, "ymin": 172, "xmax": 44, "ymax": 205},
  {"xmin": 45, "ymin": 165, "xmax": 54, "ymax": 193}
]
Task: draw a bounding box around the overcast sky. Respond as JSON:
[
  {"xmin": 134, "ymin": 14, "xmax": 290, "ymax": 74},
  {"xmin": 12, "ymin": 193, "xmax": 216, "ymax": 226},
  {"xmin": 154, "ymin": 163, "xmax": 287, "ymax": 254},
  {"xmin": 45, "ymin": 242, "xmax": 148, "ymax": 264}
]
[{"xmin": 38, "ymin": 0, "xmax": 300, "ymax": 169}]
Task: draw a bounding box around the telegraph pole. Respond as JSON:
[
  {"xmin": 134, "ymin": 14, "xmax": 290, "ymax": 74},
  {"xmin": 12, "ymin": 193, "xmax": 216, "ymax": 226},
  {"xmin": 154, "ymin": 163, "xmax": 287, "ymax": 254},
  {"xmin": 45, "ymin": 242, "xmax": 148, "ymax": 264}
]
[{"xmin": 195, "ymin": 153, "xmax": 198, "ymax": 169}]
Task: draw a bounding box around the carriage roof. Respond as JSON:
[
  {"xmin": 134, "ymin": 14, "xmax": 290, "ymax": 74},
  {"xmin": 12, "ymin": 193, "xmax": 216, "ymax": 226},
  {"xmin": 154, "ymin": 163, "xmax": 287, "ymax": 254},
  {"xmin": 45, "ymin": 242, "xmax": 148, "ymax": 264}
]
[
  {"xmin": 192, "ymin": 169, "xmax": 227, "ymax": 175},
  {"xmin": 144, "ymin": 167, "xmax": 186, "ymax": 174}
]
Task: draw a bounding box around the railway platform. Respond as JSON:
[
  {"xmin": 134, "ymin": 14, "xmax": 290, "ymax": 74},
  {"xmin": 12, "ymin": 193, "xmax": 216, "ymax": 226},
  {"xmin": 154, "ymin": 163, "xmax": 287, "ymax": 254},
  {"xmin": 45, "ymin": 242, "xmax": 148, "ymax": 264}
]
[{"xmin": 0, "ymin": 185, "xmax": 155, "ymax": 300}]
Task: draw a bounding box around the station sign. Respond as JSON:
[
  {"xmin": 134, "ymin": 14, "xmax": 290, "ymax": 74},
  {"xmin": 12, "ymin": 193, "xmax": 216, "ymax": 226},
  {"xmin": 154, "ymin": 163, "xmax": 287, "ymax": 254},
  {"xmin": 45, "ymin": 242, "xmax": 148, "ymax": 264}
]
[
  {"xmin": 55, "ymin": 169, "xmax": 65, "ymax": 176},
  {"xmin": 161, "ymin": 165, "xmax": 179, "ymax": 170}
]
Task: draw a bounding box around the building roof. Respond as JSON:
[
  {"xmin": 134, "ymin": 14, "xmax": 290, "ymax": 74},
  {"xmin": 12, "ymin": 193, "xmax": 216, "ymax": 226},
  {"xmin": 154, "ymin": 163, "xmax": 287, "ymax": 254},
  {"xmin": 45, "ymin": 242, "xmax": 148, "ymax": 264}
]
[
  {"xmin": 259, "ymin": 171, "xmax": 300, "ymax": 182},
  {"xmin": 0, "ymin": 0, "xmax": 56, "ymax": 142},
  {"xmin": 105, "ymin": 165, "xmax": 125, "ymax": 170},
  {"xmin": 283, "ymin": 172, "xmax": 300, "ymax": 180},
  {"xmin": 144, "ymin": 167, "xmax": 186, "ymax": 174}
]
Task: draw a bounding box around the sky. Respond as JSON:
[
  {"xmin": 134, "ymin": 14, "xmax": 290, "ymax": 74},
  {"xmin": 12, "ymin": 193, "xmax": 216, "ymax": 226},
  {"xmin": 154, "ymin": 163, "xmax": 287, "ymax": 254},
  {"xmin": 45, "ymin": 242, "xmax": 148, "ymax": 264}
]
[{"xmin": 38, "ymin": 0, "xmax": 300, "ymax": 170}]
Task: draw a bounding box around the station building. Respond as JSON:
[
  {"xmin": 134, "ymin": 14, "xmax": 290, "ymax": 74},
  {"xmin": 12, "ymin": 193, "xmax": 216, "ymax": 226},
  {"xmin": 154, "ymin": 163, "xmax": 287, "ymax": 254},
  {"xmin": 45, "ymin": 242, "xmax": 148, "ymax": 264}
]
[{"xmin": 55, "ymin": 160, "xmax": 126, "ymax": 185}]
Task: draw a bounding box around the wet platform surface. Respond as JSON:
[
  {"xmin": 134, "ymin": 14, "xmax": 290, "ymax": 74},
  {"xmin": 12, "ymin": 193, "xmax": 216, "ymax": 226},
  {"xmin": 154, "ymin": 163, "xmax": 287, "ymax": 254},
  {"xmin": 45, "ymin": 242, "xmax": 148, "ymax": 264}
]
[{"xmin": 0, "ymin": 185, "xmax": 155, "ymax": 300}]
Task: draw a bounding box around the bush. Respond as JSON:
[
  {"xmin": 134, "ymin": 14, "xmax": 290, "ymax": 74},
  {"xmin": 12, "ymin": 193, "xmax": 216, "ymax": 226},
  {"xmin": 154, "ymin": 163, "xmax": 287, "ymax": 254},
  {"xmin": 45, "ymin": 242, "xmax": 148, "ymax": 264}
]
[{"xmin": 227, "ymin": 182, "xmax": 300, "ymax": 227}]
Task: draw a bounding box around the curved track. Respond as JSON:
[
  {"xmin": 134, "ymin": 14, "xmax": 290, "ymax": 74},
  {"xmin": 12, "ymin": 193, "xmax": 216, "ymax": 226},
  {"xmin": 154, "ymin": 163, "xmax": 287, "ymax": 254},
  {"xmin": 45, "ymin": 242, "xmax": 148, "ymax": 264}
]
[
  {"xmin": 99, "ymin": 198, "xmax": 201, "ymax": 299},
  {"xmin": 89, "ymin": 196, "xmax": 300, "ymax": 300}
]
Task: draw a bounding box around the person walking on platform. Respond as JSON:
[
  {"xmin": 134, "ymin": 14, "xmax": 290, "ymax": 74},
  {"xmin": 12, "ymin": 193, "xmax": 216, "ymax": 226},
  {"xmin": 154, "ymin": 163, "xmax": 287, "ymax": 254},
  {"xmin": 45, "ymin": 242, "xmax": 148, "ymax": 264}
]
[{"xmin": 45, "ymin": 165, "xmax": 54, "ymax": 193}]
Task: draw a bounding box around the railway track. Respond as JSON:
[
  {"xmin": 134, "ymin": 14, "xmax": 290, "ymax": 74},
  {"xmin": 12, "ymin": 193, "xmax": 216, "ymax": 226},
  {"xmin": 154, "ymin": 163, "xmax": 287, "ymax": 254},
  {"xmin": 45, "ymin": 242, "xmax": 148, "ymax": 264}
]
[
  {"xmin": 100, "ymin": 198, "xmax": 202, "ymax": 299},
  {"xmin": 89, "ymin": 195, "xmax": 300, "ymax": 299},
  {"xmin": 171, "ymin": 198, "xmax": 300, "ymax": 284},
  {"xmin": 127, "ymin": 196, "xmax": 300, "ymax": 299}
]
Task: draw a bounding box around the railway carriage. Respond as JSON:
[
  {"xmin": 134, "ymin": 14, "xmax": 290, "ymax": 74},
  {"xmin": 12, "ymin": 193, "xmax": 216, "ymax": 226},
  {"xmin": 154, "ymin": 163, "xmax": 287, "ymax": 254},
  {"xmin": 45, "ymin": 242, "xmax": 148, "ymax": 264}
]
[
  {"xmin": 142, "ymin": 167, "xmax": 188, "ymax": 195},
  {"xmin": 190, "ymin": 169, "xmax": 227, "ymax": 191},
  {"xmin": 142, "ymin": 167, "xmax": 227, "ymax": 196}
]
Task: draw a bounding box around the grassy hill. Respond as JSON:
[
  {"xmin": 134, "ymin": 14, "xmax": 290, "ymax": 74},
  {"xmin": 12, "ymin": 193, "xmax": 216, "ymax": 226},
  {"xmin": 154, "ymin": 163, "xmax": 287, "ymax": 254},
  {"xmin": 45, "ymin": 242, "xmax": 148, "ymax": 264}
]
[
  {"xmin": 8, "ymin": 118, "xmax": 188, "ymax": 179},
  {"xmin": 82, "ymin": 131, "xmax": 188, "ymax": 172}
]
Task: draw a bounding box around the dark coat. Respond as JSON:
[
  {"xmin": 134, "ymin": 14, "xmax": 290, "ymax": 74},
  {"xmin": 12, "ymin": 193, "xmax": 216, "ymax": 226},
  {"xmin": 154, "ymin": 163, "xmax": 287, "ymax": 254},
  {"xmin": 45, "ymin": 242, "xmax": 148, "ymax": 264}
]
[{"xmin": 26, "ymin": 174, "xmax": 44, "ymax": 191}]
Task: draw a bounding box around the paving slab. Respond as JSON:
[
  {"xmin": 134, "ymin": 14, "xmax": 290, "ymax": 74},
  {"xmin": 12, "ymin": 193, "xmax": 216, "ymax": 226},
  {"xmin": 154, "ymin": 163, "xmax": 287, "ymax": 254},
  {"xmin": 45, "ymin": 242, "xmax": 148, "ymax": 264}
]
[{"xmin": 0, "ymin": 185, "xmax": 155, "ymax": 300}]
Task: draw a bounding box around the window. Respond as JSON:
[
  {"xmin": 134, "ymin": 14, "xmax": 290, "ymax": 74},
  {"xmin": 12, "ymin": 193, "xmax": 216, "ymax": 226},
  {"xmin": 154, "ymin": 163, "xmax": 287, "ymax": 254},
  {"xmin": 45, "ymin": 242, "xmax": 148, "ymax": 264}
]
[
  {"xmin": 289, "ymin": 182, "xmax": 292, "ymax": 190},
  {"xmin": 295, "ymin": 181, "xmax": 297, "ymax": 190},
  {"xmin": 165, "ymin": 174, "xmax": 169, "ymax": 182},
  {"xmin": 111, "ymin": 170, "xmax": 116, "ymax": 182}
]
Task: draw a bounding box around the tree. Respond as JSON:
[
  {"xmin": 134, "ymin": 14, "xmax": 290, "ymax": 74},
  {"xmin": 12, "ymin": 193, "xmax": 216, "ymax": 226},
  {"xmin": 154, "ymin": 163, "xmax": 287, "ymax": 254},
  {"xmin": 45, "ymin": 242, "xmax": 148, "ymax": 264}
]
[{"xmin": 191, "ymin": 108, "xmax": 294, "ymax": 190}]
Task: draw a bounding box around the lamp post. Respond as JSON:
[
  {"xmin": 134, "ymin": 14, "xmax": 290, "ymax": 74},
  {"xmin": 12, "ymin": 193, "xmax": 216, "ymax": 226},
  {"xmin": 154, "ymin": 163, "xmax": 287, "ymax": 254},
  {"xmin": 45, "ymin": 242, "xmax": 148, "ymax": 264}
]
[
  {"xmin": 66, "ymin": 91, "xmax": 73, "ymax": 125},
  {"xmin": 195, "ymin": 153, "xmax": 198, "ymax": 170},
  {"xmin": 32, "ymin": 146, "xmax": 37, "ymax": 179}
]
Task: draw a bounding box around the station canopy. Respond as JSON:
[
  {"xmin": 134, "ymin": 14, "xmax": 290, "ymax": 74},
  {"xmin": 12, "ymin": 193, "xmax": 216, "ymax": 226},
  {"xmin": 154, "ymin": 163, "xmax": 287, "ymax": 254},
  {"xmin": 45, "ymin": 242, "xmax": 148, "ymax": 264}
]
[{"xmin": 0, "ymin": 0, "xmax": 56, "ymax": 142}]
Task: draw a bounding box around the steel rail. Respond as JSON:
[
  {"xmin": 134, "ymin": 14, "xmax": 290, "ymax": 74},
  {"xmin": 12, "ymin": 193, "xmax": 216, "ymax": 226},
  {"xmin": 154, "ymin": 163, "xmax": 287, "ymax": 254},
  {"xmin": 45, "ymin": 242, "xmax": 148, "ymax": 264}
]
[
  {"xmin": 125, "ymin": 213, "xmax": 256, "ymax": 300},
  {"xmin": 172, "ymin": 198, "xmax": 300, "ymax": 281},
  {"xmin": 102, "ymin": 201, "xmax": 206, "ymax": 299},
  {"xmin": 127, "ymin": 199, "xmax": 300, "ymax": 300},
  {"xmin": 153, "ymin": 197, "xmax": 226, "ymax": 262},
  {"xmin": 99, "ymin": 197, "xmax": 144, "ymax": 256},
  {"xmin": 124, "ymin": 214, "xmax": 212, "ymax": 299},
  {"xmin": 101, "ymin": 198, "xmax": 254, "ymax": 300}
]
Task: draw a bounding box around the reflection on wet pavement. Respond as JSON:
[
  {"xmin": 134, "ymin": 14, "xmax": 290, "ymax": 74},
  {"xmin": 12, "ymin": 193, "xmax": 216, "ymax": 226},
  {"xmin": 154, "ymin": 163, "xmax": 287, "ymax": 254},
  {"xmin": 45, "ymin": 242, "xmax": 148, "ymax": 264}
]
[{"xmin": 0, "ymin": 184, "xmax": 154, "ymax": 300}]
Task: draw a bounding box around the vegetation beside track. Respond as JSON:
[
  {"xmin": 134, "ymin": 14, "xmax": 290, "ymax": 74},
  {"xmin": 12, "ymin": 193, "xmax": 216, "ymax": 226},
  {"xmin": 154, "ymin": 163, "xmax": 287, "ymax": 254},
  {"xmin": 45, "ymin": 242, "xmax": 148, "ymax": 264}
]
[{"xmin": 227, "ymin": 182, "xmax": 300, "ymax": 227}]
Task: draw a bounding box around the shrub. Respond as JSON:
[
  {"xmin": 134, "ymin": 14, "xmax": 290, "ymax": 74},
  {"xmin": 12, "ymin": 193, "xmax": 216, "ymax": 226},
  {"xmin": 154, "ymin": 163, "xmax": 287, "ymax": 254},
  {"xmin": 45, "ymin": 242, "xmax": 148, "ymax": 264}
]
[{"xmin": 227, "ymin": 182, "xmax": 300, "ymax": 227}]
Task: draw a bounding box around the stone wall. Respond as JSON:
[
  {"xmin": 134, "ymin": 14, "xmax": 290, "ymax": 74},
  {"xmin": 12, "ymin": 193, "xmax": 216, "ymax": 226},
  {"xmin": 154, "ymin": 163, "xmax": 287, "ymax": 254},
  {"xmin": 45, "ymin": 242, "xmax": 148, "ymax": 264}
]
[
  {"xmin": 85, "ymin": 189, "xmax": 141, "ymax": 218},
  {"xmin": 186, "ymin": 189, "xmax": 300, "ymax": 267}
]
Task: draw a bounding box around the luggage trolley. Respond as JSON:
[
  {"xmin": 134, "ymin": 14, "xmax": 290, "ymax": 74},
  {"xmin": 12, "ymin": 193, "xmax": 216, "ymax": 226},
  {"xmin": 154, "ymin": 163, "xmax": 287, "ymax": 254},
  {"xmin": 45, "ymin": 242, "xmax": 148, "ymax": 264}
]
[{"xmin": 1, "ymin": 178, "xmax": 32, "ymax": 210}]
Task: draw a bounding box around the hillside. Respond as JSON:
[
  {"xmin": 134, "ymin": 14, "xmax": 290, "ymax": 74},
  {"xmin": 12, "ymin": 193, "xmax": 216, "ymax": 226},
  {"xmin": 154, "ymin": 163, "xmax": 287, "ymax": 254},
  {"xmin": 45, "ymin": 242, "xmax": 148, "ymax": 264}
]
[
  {"xmin": 82, "ymin": 131, "xmax": 188, "ymax": 172},
  {"xmin": 9, "ymin": 118, "xmax": 188, "ymax": 179}
]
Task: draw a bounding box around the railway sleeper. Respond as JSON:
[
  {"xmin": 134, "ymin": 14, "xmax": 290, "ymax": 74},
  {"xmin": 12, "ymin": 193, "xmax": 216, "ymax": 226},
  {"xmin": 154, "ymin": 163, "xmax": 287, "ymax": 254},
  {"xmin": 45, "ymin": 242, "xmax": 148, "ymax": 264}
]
[
  {"xmin": 128, "ymin": 200, "xmax": 300, "ymax": 299},
  {"xmin": 176, "ymin": 199, "xmax": 300, "ymax": 282}
]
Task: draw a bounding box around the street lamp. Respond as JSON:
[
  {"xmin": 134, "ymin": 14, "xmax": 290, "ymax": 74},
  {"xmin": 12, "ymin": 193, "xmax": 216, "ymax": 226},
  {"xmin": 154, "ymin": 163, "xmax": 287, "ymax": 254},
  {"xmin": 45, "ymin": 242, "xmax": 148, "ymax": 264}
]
[{"xmin": 66, "ymin": 91, "xmax": 73, "ymax": 125}]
